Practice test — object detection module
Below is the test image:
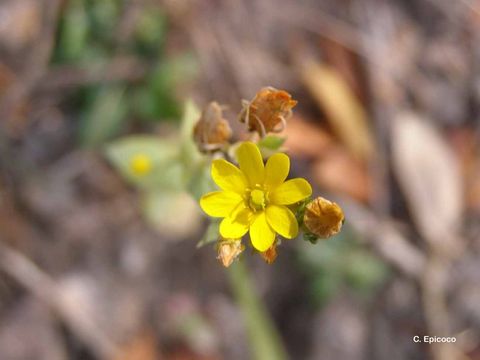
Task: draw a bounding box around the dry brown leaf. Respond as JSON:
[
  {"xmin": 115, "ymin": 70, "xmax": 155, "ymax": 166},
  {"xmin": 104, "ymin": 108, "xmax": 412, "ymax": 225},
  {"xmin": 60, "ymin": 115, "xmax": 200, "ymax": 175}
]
[
  {"xmin": 391, "ymin": 112, "xmax": 463, "ymax": 250},
  {"xmin": 299, "ymin": 61, "xmax": 374, "ymax": 161},
  {"xmin": 0, "ymin": 0, "xmax": 41, "ymax": 51},
  {"xmin": 448, "ymin": 128, "xmax": 480, "ymax": 212},
  {"xmin": 113, "ymin": 330, "xmax": 161, "ymax": 360},
  {"xmin": 319, "ymin": 37, "xmax": 365, "ymax": 103},
  {"xmin": 313, "ymin": 147, "xmax": 371, "ymax": 202},
  {"xmin": 283, "ymin": 114, "xmax": 334, "ymax": 159}
]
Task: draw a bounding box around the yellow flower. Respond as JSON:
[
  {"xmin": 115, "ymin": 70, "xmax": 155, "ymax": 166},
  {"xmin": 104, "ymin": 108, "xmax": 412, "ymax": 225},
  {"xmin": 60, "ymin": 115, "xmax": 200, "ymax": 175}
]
[
  {"xmin": 200, "ymin": 142, "xmax": 312, "ymax": 252},
  {"xmin": 129, "ymin": 153, "xmax": 152, "ymax": 176}
]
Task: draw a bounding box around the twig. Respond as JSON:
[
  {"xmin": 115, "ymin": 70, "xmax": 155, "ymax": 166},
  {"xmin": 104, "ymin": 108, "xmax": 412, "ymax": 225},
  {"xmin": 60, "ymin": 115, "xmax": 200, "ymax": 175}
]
[
  {"xmin": 339, "ymin": 199, "xmax": 426, "ymax": 278},
  {"xmin": 421, "ymin": 254, "xmax": 471, "ymax": 360},
  {"xmin": 0, "ymin": 242, "xmax": 119, "ymax": 359},
  {"xmin": 459, "ymin": 0, "xmax": 480, "ymax": 17},
  {"xmin": 36, "ymin": 57, "xmax": 149, "ymax": 92},
  {"xmin": 0, "ymin": 0, "xmax": 62, "ymax": 122}
]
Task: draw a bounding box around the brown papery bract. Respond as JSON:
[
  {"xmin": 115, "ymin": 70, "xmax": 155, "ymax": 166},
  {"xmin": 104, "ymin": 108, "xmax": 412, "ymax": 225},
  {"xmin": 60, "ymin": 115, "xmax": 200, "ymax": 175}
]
[{"xmin": 239, "ymin": 87, "xmax": 297, "ymax": 137}]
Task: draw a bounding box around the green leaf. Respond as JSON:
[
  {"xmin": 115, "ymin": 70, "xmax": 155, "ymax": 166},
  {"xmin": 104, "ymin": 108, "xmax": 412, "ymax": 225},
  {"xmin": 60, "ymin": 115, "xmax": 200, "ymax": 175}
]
[
  {"xmin": 187, "ymin": 162, "xmax": 215, "ymax": 201},
  {"xmin": 79, "ymin": 85, "xmax": 128, "ymax": 147},
  {"xmin": 87, "ymin": 0, "xmax": 119, "ymax": 40},
  {"xmin": 196, "ymin": 219, "xmax": 221, "ymax": 248},
  {"xmin": 298, "ymin": 226, "xmax": 390, "ymax": 306},
  {"xmin": 142, "ymin": 190, "xmax": 202, "ymax": 238},
  {"xmin": 104, "ymin": 135, "xmax": 184, "ymax": 190},
  {"xmin": 131, "ymin": 56, "xmax": 198, "ymax": 121},
  {"xmin": 57, "ymin": 0, "xmax": 89, "ymax": 62},
  {"xmin": 343, "ymin": 250, "xmax": 390, "ymax": 293},
  {"xmin": 180, "ymin": 100, "xmax": 202, "ymax": 167},
  {"xmin": 258, "ymin": 136, "xmax": 286, "ymax": 150},
  {"xmin": 134, "ymin": 7, "xmax": 166, "ymax": 49}
]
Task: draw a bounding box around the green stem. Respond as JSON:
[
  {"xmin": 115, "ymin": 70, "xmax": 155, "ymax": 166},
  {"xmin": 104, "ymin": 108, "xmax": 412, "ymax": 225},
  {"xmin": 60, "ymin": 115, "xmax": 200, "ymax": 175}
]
[{"xmin": 228, "ymin": 260, "xmax": 288, "ymax": 360}]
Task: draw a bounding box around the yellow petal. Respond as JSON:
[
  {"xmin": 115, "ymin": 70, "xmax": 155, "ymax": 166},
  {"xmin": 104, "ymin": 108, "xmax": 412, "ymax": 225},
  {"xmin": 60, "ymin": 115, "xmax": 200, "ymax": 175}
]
[
  {"xmin": 212, "ymin": 159, "xmax": 248, "ymax": 194},
  {"xmin": 264, "ymin": 153, "xmax": 290, "ymax": 190},
  {"xmin": 200, "ymin": 191, "xmax": 243, "ymax": 217},
  {"xmin": 249, "ymin": 212, "xmax": 275, "ymax": 252},
  {"xmin": 236, "ymin": 141, "xmax": 264, "ymax": 186},
  {"xmin": 266, "ymin": 205, "xmax": 298, "ymax": 239},
  {"xmin": 270, "ymin": 178, "xmax": 312, "ymax": 205},
  {"xmin": 219, "ymin": 208, "xmax": 252, "ymax": 238}
]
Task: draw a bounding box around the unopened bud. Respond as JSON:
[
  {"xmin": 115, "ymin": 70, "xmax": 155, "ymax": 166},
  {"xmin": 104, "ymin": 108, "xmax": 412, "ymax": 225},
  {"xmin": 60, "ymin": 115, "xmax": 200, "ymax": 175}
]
[
  {"xmin": 303, "ymin": 197, "xmax": 344, "ymax": 239},
  {"xmin": 193, "ymin": 102, "xmax": 232, "ymax": 152},
  {"xmin": 260, "ymin": 244, "xmax": 278, "ymax": 264}
]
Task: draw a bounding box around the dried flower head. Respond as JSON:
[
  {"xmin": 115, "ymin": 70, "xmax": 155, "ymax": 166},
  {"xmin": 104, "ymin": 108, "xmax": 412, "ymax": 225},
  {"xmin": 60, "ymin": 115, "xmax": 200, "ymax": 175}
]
[
  {"xmin": 193, "ymin": 101, "xmax": 232, "ymax": 152},
  {"xmin": 129, "ymin": 153, "xmax": 152, "ymax": 176},
  {"xmin": 260, "ymin": 244, "xmax": 278, "ymax": 264},
  {"xmin": 303, "ymin": 197, "xmax": 344, "ymax": 238},
  {"xmin": 239, "ymin": 87, "xmax": 297, "ymax": 137},
  {"xmin": 216, "ymin": 238, "xmax": 244, "ymax": 267}
]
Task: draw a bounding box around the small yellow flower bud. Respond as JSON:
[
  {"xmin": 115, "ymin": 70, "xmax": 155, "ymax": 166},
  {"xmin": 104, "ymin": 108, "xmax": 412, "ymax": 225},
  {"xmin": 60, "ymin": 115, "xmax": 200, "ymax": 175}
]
[
  {"xmin": 260, "ymin": 244, "xmax": 278, "ymax": 264},
  {"xmin": 303, "ymin": 197, "xmax": 344, "ymax": 238},
  {"xmin": 129, "ymin": 153, "xmax": 152, "ymax": 176},
  {"xmin": 239, "ymin": 87, "xmax": 297, "ymax": 137},
  {"xmin": 193, "ymin": 101, "xmax": 232, "ymax": 152},
  {"xmin": 216, "ymin": 238, "xmax": 244, "ymax": 267}
]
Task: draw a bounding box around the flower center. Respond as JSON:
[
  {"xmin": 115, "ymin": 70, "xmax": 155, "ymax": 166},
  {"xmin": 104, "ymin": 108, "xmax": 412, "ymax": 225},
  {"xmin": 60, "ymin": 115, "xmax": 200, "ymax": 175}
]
[{"xmin": 249, "ymin": 189, "xmax": 266, "ymax": 210}]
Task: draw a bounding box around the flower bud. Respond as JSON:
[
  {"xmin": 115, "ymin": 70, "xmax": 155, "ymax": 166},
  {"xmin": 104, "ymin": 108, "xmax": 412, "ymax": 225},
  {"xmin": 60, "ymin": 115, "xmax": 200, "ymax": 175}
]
[
  {"xmin": 238, "ymin": 87, "xmax": 297, "ymax": 136},
  {"xmin": 193, "ymin": 102, "xmax": 232, "ymax": 152},
  {"xmin": 303, "ymin": 197, "xmax": 344, "ymax": 239},
  {"xmin": 216, "ymin": 238, "xmax": 244, "ymax": 267},
  {"xmin": 260, "ymin": 244, "xmax": 278, "ymax": 264}
]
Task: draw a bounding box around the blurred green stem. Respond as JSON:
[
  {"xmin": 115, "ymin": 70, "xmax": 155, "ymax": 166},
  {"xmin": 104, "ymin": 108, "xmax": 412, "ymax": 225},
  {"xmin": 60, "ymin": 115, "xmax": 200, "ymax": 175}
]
[{"xmin": 228, "ymin": 260, "xmax": 287, "ymax": 360}]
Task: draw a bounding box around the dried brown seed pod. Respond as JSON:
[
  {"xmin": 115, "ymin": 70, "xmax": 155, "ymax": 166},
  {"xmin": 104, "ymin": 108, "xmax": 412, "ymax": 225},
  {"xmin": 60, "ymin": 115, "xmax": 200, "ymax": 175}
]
[
  {"xmin": 216, "ymin": 238, "xmax": 244, "ymax": 267},
  {"xmin": 239, "ymin": 87, "xmax": 297, "ymax": 137},
  {"xmin": 193, "ymin": 101, "xmax": 232, "ymax": 152},
  {"xmin": 303, "ymin": 197, "xmax": 344, "ymax": 239}
]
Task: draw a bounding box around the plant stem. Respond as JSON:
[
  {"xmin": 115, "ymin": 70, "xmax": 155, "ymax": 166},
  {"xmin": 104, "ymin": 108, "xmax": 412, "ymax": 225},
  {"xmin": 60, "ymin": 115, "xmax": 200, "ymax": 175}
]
[{"xmin": 228, "ymin": 260, "xmax": 287, "ymax": 360}]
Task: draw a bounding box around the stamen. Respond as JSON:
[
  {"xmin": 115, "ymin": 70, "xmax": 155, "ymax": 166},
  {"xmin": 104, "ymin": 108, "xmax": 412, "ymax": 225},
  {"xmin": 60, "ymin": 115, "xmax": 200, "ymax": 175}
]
[{"xmin": 250, "ymin": 189, "xmax": 266, "ymax": 210}]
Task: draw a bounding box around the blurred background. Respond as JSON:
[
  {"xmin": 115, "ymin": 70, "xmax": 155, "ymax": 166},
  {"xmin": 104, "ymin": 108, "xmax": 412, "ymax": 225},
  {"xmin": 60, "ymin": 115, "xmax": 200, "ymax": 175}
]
[{"xmin": 0, "ymin": 0, "xmax": 479, "ymax": 359}]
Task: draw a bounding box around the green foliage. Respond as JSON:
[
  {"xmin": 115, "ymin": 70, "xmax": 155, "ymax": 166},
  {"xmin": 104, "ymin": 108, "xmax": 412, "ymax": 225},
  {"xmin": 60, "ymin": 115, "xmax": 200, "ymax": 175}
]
[
  {"xmin": 196, "ymin": 219, "xmax": 221, "ymax": 248},
  {"xmin": 57, "ymin": 0, "xmax": 89, "ymax": 62},
  {"xmin": 134, "ymin": 8, "xmax": 167, "ymax": 52},
  {"xmin": 229, "ymin": 261, "xmax": 288, "ymax": 360},
  {"xmin": 258, "ymin": 135, "xmax": 286, "ymax": 158},
  {"xmin": 104, "ymin": 101, "xmax": 214, "ymax": 236},
  {"xmin": 132, "ymin": 54, "xmax": 198, "ymax": 121},
  {"xmin": 105, "ymin": 135, "xmax": 182, "ymax": 190},
  {"xmin": 258, "ymin": 135, "xmax": 286, "ymax": 150},
  {"xmin": 298, "ymin": 226, "xmax": 390, "ymax": 306},
  {"xmin": 54, "ymin": 0, "xmax": 197, "ymax": 147},
  {"xmin": 141, "ymin": 190, "xmax": 201, "ymax": 237},
  {"xmin": 79, "ymin": 85, "xmax": 128, "ymax": 147},
  {"xmin": 86, "ymin": 0, "xmax": 120, "ymax": 40}
]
